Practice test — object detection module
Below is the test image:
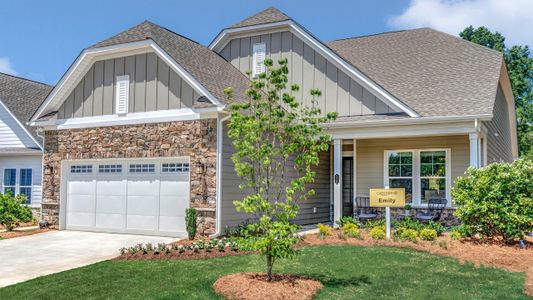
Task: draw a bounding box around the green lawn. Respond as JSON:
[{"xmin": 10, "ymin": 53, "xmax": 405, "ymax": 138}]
[{"xmin": 0, "ymin": 245, "xmax": 528, "ymax": 299}]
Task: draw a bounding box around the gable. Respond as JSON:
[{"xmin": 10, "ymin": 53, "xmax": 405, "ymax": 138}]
[
  {"xmin": 219, "ymin": 30, "xmax": 397, "ymax": 117},
  {"xmin": 57, "ymin": 52, "xmax": 202, "ymax": 119},
  {"xmin": 0, "ymin": 100, "xmax": 40, "ymax": 149}
]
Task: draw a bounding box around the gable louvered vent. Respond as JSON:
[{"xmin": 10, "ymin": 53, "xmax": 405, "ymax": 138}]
[
  {"xmin": 252, "ymin": 43, "xmax": 266, "ymax": 78},
  {"xmin": 115, "ymin": 75, "xmax": 129, "ymax": 115}
]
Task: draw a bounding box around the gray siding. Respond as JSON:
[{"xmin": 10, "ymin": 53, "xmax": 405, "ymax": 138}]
[
  {"xmin": 220, "ymin": 125, "xmax": 331, "ymax": 231},
  {"xmin": 220, "ymin": 31, "xmax": 395, "ymax": 117},
  {"xmin": 484, "ymin": 85, "xmax": 514, "ymax": 163},
  {"xmin": 57, "ymin": 53, "xmax": 200, "ymax": 118}
]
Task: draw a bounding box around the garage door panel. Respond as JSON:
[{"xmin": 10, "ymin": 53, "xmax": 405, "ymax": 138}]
[
  {"xmin": 67, "ymin": 195, "xmax": 96, "ymax": 213},
  {"xmin": 127, "ymin": 180, "xmax": 159, "ymax": 196},
  {"xmin": 96, "ymin": 213, "xmax": 125, "ymax": 229},
  {"xmin": 159, "ymin": 216, "xmax": 185, "ymax": 232},
  {"xmin": 127, "ymin": 215, "xmax": 157, "ymax": 231},
  {"xmin": 96, "ymin": 195, "xmax": 126, "ymax": 214},
  {"xmin": 127, "ymin": 195, "xmax": 158, "ymax": 215},
  {"xmin": 159, "ymin": 181, "xmax": 189, "ymax": 196},
  {"xmin": 97, "ymin": 180, "xmax": 127, "ymax": 196},
  {"xmin": 160, "ymin": 195, "xmax": 189, "ymax": 217},
  {"xmin": 67, "ymin": 212, "xmax": 95, "ymax": 227},
  {"xmin": 68, "ymin": 180, "xmax": 95, "ymax": 195}
]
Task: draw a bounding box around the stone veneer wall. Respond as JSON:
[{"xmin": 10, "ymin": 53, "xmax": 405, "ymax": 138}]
[{"xmin": 41, "ymin": 119, "xmax": 217, "ymax": 234}]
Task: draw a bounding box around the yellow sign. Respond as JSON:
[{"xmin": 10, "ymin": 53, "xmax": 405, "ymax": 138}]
[{"xmin": 369, "ymin": 188, "xmax": 406, "ymax": 207}]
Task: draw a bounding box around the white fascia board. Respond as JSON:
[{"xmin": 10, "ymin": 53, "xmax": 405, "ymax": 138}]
[
  {"xmin": 209, "ymin": 21, "xmax": 420, "ymax": 117},
  {"xmin": 30, "ymin": 107, "xmax": 219, "ymax": 130},
  {"xmin": 329, "ymin": 120, "xmax": 478, "ymax": 140},
  {"xmin": 32, "ymin": 40, "xmax": 222, "ymax": 122},
  {"xmin": 328, "ymin": 114, "xmax": 493, "ymax": 129},
  {"xmin": 0, "ymin": 98, "xmax": 42, "ymax": 150}
]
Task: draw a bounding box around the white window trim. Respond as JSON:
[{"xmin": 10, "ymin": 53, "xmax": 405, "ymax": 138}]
[
  {"xmin": 384, "ymin": 149, "xmax": 451, "ymax": 207},
  {"xmin": 252, "ymin": 42, "xmax": 266, "ymax": 78},
  {"xmin": 1, "ymin": 167, "xmax": 33, "ymax": 205}
]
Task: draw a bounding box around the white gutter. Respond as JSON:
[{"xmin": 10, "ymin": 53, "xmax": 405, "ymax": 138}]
[
  {"xmin": 327, "ymin": 114, "xmax": 493, "ymax": 129},
  {"xmin": 213, "ymin": 113, "xmax": 231, "ymax": 237}
]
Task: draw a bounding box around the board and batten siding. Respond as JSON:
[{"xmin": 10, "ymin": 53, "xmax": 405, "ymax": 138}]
[
  {"xmin": 0, "ymin": 155, "xmax": 43, "ymax": 205},
  {"xmin": 484, "ymin": 86, "xmax": 514, "ymax": 163},
  {"xmin": 220, "ymin": 125, "xmax": 331, "ymax": 230},
  {"xmin": 57, "ymin": 52, "xmax": 201, "ymax": 119},
  {"xmin": 354, "ymin": 135, "xmax": 470, "ymax": 197},
  {"xmin": 0, "ymin": 101, "xmax": 40, "ymax": 149},
  {"xmin": 219, "ymin": 31, "xmax": 396, "ymax": 117}
]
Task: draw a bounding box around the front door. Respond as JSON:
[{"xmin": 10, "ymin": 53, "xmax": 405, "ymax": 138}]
[{"xmin": 342, "ymin": 157, "xmax": 353, "ymax": 217}]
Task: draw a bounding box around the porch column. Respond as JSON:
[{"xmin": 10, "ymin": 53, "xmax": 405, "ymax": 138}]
[
  {"xmin": 352, "ymin": 139, "xmax": 357, "ymax": 213},
  {"xmin": 469, "ymin": 133, "xmax": 481, "ymax": 168},
  {"xmin": 333, "ymin": 139, "xmax": 342, "ymax": 226}
]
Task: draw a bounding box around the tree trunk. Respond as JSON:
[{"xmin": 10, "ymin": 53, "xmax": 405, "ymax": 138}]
[{"xmin": 266, "ymin": 254, "xmax": 273, "ymax": 281}]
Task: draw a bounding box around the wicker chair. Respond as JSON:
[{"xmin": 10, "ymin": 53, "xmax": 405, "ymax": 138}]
[
  {"xmin": 415, "ymin": 198, "xmax": 447, "ymax": 223},
  {"xmin": 354, "ymin": 196, "xmax": 379, "ymax": 222}
]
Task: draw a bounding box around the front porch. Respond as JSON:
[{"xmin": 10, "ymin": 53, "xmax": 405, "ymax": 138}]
[{"xmin": 328, "ymin": 122, "xmax": 487, "ymax": 226}]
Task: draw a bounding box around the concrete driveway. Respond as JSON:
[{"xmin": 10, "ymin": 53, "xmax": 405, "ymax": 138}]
[{"xmin": 0, "ymin": 230, "xmax": 177, "ymax": 288}]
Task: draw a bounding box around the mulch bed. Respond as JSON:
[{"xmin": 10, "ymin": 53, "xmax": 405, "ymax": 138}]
[
  {"xmin": 213, "ymin": 272, "xmax": 323, "ymax": 300},
  {"xmin": 303, "ymin": 230, "xmax": 533, "ymax": 296},
  {"xmin": 0, "ymin": 228, "xmax": 49, "ymax": 239}
]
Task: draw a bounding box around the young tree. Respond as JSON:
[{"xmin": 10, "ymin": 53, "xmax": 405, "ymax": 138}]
[
  {"xmin": 225, "ymin": 58, "xmax": 336, "ymax": 281},
  {"xmin": 460, "ymin": 26, "xmax": 533, "ymax": 157}
]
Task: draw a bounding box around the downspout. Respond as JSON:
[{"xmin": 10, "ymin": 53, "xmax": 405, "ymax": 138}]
[
  {"xmin": 36, "ymin": 127, "xmax": 45, "ymax": 222},
  {"xmin": 212, "ymin": 113, "xmax": 231, "ymax": 237}
]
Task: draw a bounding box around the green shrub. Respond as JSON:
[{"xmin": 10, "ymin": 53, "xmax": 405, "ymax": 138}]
[
  {"xmin": 393, "ymin": 218, "xmax": 422, "ymax": 238},
  {"xmin": 451, "ymin": 224, "xmax": 473, "ymax": 238},
  {"xmin": 0, "ymin": 192, "xmax": 33, "ymax": 231},
  {"xmin": 424, "ymin": 221, "xmax": 445, "ymax": 236},
  {"xmin": 420, "ymin": 228, "xmax": 438, "ymax": 241},
  {"xmin": 370, "ymin": 226, "xmax": 386, "ymax": 239},
  {"xmin": 336, "ymin": 216, "xmax": 358, "ymax": 227},
  {"xmin": 363, "ymin": 219, "xmax": 385, "ymax": 229},
  {"xmin": 185, "ymin": 208, "xmax": 197, "ymax": 240},
  {"xmin": 317, "ymin": 223, "xmax": 332, "ymax": 238},
  {"xmin": 342, "ymin": 223, "xmax": 362, "ymax": 239},
  {"xmin": 452, "ymin": 159, "xmax": 533, "ymax": 242},
  {"xmin": 449, "ymin": 231, "xmax": 462, "ymax": 240},
  {"xmin": 399, "ymin": 229, "xmax": 418, "ymax": 242}
]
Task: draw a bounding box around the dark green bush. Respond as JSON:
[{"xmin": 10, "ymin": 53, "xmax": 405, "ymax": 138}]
[
  {"xmin": 336, "ymin": 216, "xmax": 358, "ymax": 227},
  {"xmin": 0, "ymin": 192, "xmax": 33, "ymax": 231},
  {"xmin": 185, "ymin": 208, "xmax": 197, "ymax": 240},
  {"xmin": 452, "ymin": 159, "xmax": 533, "ymax": 242}
]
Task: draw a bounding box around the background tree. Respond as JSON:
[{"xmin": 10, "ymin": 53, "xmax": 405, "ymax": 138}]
[
  {"xmin": 225, "ymin": 58, "xmax": 336, "ymax": 281},
  {"xmin": 460, "ymin": 26, "xmax": 533, "ymax": 157}
]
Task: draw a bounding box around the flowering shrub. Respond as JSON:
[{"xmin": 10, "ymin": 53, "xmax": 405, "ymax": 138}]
[
  {"xmin": 0, "ymin": 192, "xmax": 33, "ymax": 231},
  {"xmin": 370, "ymin": 226, "xmax": 386, "ymax": 240},
  {"xmin": 342, "ymin": 223, "xmax": 362, "ymax": 239},
  {"xmin": 399, "ymin": 229, "xmax": 418, "ymax": 242},
  {"xmin": 317, "ymin": 223, "xmax": 332, "ymax": 239},
  {"xmin": 419, "ymin": 228, "xmax": 437, "ymax": 241},
  {"xmin": 452, "ymin": 159, "xmax": 533, "ymax": 242}
]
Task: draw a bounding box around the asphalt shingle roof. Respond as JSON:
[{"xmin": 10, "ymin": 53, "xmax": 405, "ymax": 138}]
[
  {"xmin": 0, "ymin": 73, "xmax": 52, "ymax": 145},
  {"xmin": 229, "ymin": 7, "xmax": 290, "ymax": 29},
  {"xmin": 326, "ymin": 28, "xmax": 504, "ymax": 117},
  {"xmin": 90, "ymin": 21, "xmax": 251, "ymax": 105}
]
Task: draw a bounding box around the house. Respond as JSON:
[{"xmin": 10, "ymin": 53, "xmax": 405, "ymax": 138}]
[
  {"xmin": 26, "ymin": 7, "xmax": 517, "ymax": 236},
  {"xmin": 0, "ymin": 73, "xmax": 52, "ymax": 218}
]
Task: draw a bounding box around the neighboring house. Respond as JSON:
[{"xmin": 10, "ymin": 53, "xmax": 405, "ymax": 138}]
[
  {"xmin": 0, "ymin": 73, "xmax": 52, "ymax": 217},
  {"xmin": 28, "ymin": 7, "xmax": 518, "ymax": 237}
]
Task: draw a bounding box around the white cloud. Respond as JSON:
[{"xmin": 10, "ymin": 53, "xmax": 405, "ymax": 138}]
[
  {"xmin": 0, "ymin": 57, "xmax": 17, "ymax": 75},
  {"xmin": 389, "ymin": 0, "xmax": 533, "ymax": 47}
]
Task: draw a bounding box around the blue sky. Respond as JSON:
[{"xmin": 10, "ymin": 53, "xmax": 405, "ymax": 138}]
[{"xmin": 1, "ymin": 0, "xmax": 530, "ymax": 85}]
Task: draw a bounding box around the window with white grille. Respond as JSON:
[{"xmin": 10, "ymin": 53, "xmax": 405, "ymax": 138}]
[
  {"xmin": 252, "ymin": 43, "xmax": 266, "ymax": 78},
  {"xmin": 98, "ymin": 164, "xmax": 122, "ymax": 173},
  {"xmin": 129, "ymin": 164, "xmax": 155, "ymax": 173},
  {"xmin": 115, "ymin": 75, "xmax": 129, "ymax": 114},
  {"xmin": 70, "ymin": 165, "xmax": 93, "ymax": 174},
  {"xmin": 161, "ymin": 163, "xmax": 189, "ymax": 173}
]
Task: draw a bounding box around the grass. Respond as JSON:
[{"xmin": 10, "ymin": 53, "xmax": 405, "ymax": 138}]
[{"xmin": 0, "ymin": 245, "xmax": 528, "ymax": 299}]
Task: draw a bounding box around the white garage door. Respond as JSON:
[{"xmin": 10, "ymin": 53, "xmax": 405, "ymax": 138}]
[{"xmin": 64, "ymin": 158, "xmax": 189, "ymax": 236}]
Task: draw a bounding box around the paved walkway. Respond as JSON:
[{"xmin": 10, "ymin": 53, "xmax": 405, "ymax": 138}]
[{"xmin": 0, "ymin": 230, "xmax": 177, "ymax": 288}]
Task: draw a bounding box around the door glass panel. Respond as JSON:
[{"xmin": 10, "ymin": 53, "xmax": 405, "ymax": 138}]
[{"xmin": 342, "ymin": 157, "xmax": 353, "ymax": 217}]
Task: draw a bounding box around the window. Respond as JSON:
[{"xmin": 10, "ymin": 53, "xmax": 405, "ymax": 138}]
[
  {"xmin": 252, "ymin": 43, "xmax": 266, "ymax": 78},
  {"xmin": 19, "ymin": 169, "xmax": 32, "ymax": 204},
  {"xmin": 129, "ymin": 164, "xmax": 155, "ymax": 173},
  {"xmin": 70, "ymin": 165, "xmax": 93, "ymax": 174},
  {"xmin": 3, "ymin": 168, "xmax": 16, "ymax": 196},
  {"xmin": 2, "ymin": 168, "xmax": 32, "ymax": 205},
  {"xmin": 385, "ymin": 149, "xmax": 450, "ymax": 206},
  {"xmin": 115, "ymin": 75, "xmax": 129, "ymax": 114},
  {"xmin": 386, "ymin": 152, "xmax": 413, "ymax": 203},
  {"xmin": 98, "ymin": 164, "xmax": 122, "ymax": 173},
  {"xmin": 420, "ymin": 151, "xmax": 446, "ymax": 204},
  {"xmin": 162, "ymin": 163, "xmax": 189, "ymax": 173}
]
